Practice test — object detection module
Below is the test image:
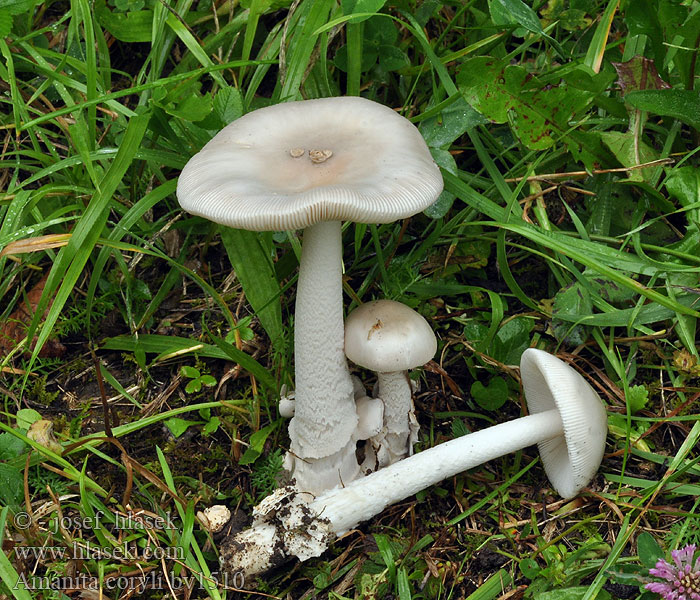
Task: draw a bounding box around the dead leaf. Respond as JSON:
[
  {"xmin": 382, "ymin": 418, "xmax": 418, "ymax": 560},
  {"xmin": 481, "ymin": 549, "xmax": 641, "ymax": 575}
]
[
  {"xmin": 0, "ymin": 233, "xmax": 72, "ymax": 257},
  {"xmin": 0, "ymin": 273, "xmax": 66, "ymax": 358}
]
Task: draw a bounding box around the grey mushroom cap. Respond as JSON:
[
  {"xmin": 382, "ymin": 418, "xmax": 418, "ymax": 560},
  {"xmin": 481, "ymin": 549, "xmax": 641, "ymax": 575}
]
[
  {"xmin": 176, "ymin": 97, "xmax": 444, "ymax": 231},
  {"xmin": 520, "ymin": 348, "xmax": 608, "ymax": 499},
  {"xmin": 345, "ymin": 300, "xmax": 437, "ymax": 372}
]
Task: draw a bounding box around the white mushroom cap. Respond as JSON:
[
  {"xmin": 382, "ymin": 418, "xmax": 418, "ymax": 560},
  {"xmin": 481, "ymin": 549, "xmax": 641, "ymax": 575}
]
[
  {"xmin": 344, "ymin": 300, "xmax": 437, "ymax": 372},
  {"xmin": 520, "ymin": 348, "xmax": 607, "ymax": 498},
  {"xmin": 176, "ymin": 97, "xmax": 443, "ymax": 230}
]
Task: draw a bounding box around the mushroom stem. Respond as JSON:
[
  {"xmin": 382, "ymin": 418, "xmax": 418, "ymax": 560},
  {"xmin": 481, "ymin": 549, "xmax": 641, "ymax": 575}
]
[
  {"xmin": 372, "ymin": 371, "xmax": 418, "ymax": 466},
  {"xmin": 286, "ymin": 220, "xmax": 359, "ymax": 493},
  {"xmin": 222, "ymin": 410, "xmax": 564, "ymax": 577},
  {"xmin": 316, "ymin": 409, "xmax": 563, "ymax": 534}
]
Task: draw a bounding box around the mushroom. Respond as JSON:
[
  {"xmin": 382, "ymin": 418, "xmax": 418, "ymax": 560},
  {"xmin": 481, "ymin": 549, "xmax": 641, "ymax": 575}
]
[
  {"xmin": 198, "ymin": 505, "xmax": 232, "ymax": 534},
  {"xmin": 220, "ymin": 348, "xmax": 608, "ymax": 577},
  {"xmin": 177, "ymin": 97, "xmax": 443, "ymax": 495},
  {"xmin": 27, "ymin": 419, "xmax": 63, "ymax": 455},
  {"xmin": 344, "ymin": 300, "xmax": 437, "ymax": 469}
]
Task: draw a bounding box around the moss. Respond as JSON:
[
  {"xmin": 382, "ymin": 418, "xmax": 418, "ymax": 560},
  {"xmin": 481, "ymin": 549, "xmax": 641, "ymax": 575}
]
[{"xmin": 27, "ymin": 376, "xmax": 59, "ymax": 406}]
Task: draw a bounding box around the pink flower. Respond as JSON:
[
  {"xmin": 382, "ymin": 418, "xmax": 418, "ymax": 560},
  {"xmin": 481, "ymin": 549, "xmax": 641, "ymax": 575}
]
[{"xmin": 645, "ymin": 544, "xmax": 700, "ymax": 600}]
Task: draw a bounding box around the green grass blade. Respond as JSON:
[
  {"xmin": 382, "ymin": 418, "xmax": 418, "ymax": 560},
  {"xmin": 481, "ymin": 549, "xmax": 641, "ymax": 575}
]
[
  {"xmin": 26, "ymin": 112, "xmax": 151, "ymax": 367},
  {"xmin": 583, "ymin": 0, "xmax": 619, "ymax": 73},
  {"xmin": 101, "ymin": 334, "xmax": 277, "ymax": 389},
  {"xmin": 279, "ymin": 0, "xmax": 332, "ymax": 101}
]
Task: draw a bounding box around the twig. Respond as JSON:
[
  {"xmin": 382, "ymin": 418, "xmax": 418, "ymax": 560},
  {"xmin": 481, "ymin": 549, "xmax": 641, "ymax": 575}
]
[{"xmin": 504, "ymin": 158, "xmax": 675, "ymax": 183}]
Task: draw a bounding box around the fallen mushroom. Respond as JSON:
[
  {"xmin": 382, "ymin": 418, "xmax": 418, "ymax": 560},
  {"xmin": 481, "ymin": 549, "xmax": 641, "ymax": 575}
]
[
  {"xmin": 218, "ymin": 348, "xmax": 608, "ymax": 577},
  {"xmin": 344, "ymin": 299, "xmax": 437, "ymax": 469},
  {"xmin": 177, "ymin": 97, "xmax": 443, "ymax": 495}
]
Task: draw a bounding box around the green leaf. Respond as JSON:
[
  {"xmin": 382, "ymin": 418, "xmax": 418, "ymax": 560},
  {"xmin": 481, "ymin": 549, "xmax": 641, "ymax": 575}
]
[
  {"xmin": 463, "ymin": 319, "xmax": 489, "ymax": 348},
  {"xmin": 637, "ymin": 532, "xmax": 664, "ymax": 568},
  {"xmin": 28, "ymin": 113, "xmax": 151, "ymax": 370},
  {"xmin": 519, "ymin": 557, "xmax": 541, "ymax": 579},
  {"xmin": 219, "ymin": 227, "xmax": 284, "ymax": 351},
  {"xmin": 541, "ymin": 4, "xmax": 591, "ymax": 31},
  {"xmin": 202, "ymin": 417, "xmax": 221, "ymax": 436},
  {"xmin": 624, "ymin": 2, "xmax": 665, "ymax": 68},
  {"xmin": 0, "ymin": 9, "xmax": 11, "ymax": 37},
  {"xmin": 0, "ymin": 463, "xmax": 24, "ymax": 506},
  {"xmin": 279, "ymin": 0, "xmax": 332, "ymax": 100},
  {"xmin": 665, "ymin": 167, "xmax": 700, "ymax": 224},
  {"xmin": 373, "ymin": 533, "xmax": 397, "ymax": 581},
  {"xmin": 334, "ymin": 43, "xmax": 379, "ymax": 72},
  {"xmin": 489, "ymin": 0, "xmax": 543, "ymax": 35},
  {"xmin": 93, "ymin": 0, "xmax": 153, "ymax": 42},
  {"xmin": 180, "ymin": 365, "xmax": 201, "ymax": 379},
  {"xmin": 0, "ymin": 432, "xmax": 26, "ymax": 460},
  {"xmin": 154, "ymin": 83, "xmax": 213, "ymax": 122},
  {"xmin": 470, "ymin": 377, "xmax": 508, "ymax": 411},
  {"xmin": 396, "ymin": 567, "xmax": 411, "ymax": 600},
  {"xmin": 424, "ymin": 190, "xmax": 455, "ymax": 219},
  {"xmin": 378, "ymin": 45, "xmax": 409, "ymax": 71},
  {"xmin": 552, "ymin": 282, "xmax": 593, "ymax": 346},
  {"xmin": 0, "ymin": 0, "xmax": 35, "ymax": 15},
  {"xmin": 423, "ymin": 148, "xmax": 458, "ymax": 218},
  {"xmin": 165, "ymin": 12, "xmax": 227, "ymax": 89},
  {"xmin": 583, "ymin": 0, "xmax": 618, "ymax": 73},
  {"xmin": 365, "ymin": 15, "xmax": 397, "ymax": 44},
  {"xmin": 200, "ymin": 375, "xmax": 217, "ymax": 387},
  {"xmin": 212, "ymin": 86, "xmax": 244, "ymax": 126},
  {"xmin": 607, "ymin": 563, "xmax": 650, "ymax": 586},
  {"xmin": 16, "ymin": 408, "xmax": 42, "ymax": 430},
  {"xmin": 627, "ymin": 385, "xmax": 649, "ymax": 414},
  {"xmin": 171, "ymin": 92, "xmax": 213, "ymax": 122},
  {"xmin": 185, "ymin": 379, "xmax": 202, "ymax": 394},
  {"xmin": 451, "ymin": 419, "xmax": 471, "ymax": 438},
  {"xmin": 491, "ymin": 219, "xmax": 700, "ymax": 318},
  {"xmin": 625, "ymin": 89, "xmax": 700, "ymax": 132},
  {"xmin": 420, "ymin": 97, "xmax": 487, "ymax": 148},
  {"xmin": 458, "ymin": 57, "xmax": 594, "ymax": 151},
  {"xmin": 599, "ymin": 131, "xmax": 658, "ymax": 182},
  {"xmin": 492, "ymin": 317, "xmax": 532, "ymax": 365},
  {"xmin": 239, "ymin": 423, "xmax": 277, "ymax": 465},
  {"xmin": 164, "ymin": 418, "xmax": 197, "ymax": 438}
]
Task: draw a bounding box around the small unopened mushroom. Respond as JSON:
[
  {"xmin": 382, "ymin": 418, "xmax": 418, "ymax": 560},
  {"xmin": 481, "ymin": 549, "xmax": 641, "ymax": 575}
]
[
  {"xmin": 345, "ymin": 300, "xmax": 437, "ymax": 469},
  {"xmin": 220, "ymin": 348, "xmax": 608, "ymax": 577},
  {"xmin": 198, "ymin": 505, "xmax": 232, "ymax": 534},
  {"xmin": 354, "ymin": 396, "xmax": 384, "ymax": 440},
  {"xmin": 278, "ymin": 385, "xmax": 296, "ymax": 418}
]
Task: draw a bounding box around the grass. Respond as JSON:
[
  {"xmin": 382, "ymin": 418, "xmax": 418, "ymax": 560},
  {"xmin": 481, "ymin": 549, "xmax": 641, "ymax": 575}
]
[{"xmin": 1, "ymin": 0, "xmax": 700, "ymax": 598}]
